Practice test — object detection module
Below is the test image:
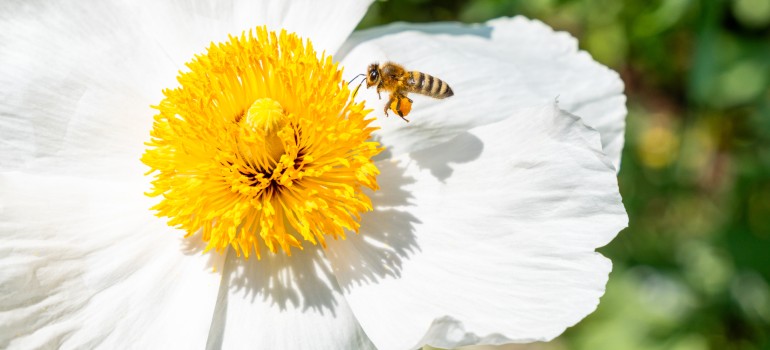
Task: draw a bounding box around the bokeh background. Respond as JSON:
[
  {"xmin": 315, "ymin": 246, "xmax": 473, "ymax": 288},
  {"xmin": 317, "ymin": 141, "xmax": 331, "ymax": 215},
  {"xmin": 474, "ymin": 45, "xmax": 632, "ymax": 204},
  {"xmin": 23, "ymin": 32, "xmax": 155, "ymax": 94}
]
[{"xmin": 356, "ymin": 0, "xmax": 770, "ymax": 349}]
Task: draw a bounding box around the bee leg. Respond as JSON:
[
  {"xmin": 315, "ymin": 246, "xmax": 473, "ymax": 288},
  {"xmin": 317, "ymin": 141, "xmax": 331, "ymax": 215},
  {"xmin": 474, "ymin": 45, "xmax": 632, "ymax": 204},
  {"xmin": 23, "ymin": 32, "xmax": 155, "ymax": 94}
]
[
  {"xmin": 395, "ymin": 96, "xmax": 410, "ymax": 123},
  {"xmin": 384, "ymin": 95, "xmax": 393, "ymax": 117}
]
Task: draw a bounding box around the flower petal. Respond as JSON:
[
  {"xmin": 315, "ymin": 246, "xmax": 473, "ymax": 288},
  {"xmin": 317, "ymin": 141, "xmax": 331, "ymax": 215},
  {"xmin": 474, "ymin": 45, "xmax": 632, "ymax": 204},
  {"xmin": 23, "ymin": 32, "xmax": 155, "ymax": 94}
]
[
  {"xmin": 137, "ymin": 0, "xmax": 374, "ymax": 63},
  {"xmin": 340, "ymin": 16, "xmax": 626, "ymax": 170},
  {"xmin": 0, "ymin": 1, "xmax": 176, "ymax": 172},
  {"xmin": 0, "ymin": 0, "xmax": 372, "ymax": 173},
  {"xmin": 0, "ymin": 172, "xmax": 225, "ymax": 349},
  {"xmin": 326, "ymin": 104, "xmax": 627, "ymax": 349},
  {"xmin": 209, "ymin": 248, "xmax": 376, "ymax": 349}
]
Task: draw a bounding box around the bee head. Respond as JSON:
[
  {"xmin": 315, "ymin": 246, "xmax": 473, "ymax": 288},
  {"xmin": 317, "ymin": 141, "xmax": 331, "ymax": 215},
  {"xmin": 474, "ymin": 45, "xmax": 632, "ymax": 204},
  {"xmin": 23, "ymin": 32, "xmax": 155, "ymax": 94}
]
[{"xmin": 365, "ymin": 63, "xmax": 380, "ymax": 87}]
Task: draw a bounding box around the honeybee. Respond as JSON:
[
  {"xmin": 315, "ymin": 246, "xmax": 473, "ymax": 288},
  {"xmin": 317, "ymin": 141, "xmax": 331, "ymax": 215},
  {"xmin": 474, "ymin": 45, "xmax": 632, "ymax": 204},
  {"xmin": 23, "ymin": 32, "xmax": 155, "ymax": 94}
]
[{"xmin": 363, "ymin": 62, "xmax": 454, "ymax": 122}]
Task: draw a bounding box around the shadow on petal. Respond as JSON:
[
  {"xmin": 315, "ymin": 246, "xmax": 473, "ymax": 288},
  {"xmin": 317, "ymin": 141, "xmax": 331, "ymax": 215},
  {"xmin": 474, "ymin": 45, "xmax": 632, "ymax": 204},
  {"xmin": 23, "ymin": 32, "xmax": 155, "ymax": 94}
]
[
  {"xmin": 179, "ymin": 151, "xmax": 422, "ymax": 316},
  {"xmin": 329, "ymin": 132, "xmax": 486, "ymax": 293},
  {"xmin": 179, "ymin": 219, "xmax": 346, "ymax": 316},
  {"xmin": 323, "ymin": 157, "xmax": 423, "ymax": 292},
  {"xmin": 203, "ymin": 245, "xmax": 348, "ymax": 349},
  {"xmin": 179, "ymin": 132, "xmax": 486, "ymax": 321},
  {"xmin": 179, "ymin": 232, "xmax": 228, "ymax": 271},
  {"xmin": 417, "ymin": 316, "xmax": 531, "ymax": 349},
  {"xmin": 410, "ymin": 132, "xmax": 484, "ymax": 182}
]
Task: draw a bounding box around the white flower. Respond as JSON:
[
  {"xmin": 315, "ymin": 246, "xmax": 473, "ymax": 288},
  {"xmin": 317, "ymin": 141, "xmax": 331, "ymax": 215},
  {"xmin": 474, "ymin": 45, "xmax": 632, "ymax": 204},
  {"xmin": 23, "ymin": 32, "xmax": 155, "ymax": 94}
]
[{"xmin": 0, "ymin": 1, "xmax": 627, "ymax": 349}]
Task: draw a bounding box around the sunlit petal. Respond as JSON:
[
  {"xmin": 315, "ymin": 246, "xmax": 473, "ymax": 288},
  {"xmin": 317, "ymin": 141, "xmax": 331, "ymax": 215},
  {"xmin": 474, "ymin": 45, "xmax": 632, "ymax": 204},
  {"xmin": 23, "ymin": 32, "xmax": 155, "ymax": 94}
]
[
  {"xmin": 0, "ymin": 173, "xmax": 224, "ymax": 349},
  {"xmin": 327, "ymin": 104, "xmax": 627, "ymax": 349},
  {"xmin": 0, "ymin": 0, "xmax": 372, "ymax": 174}
]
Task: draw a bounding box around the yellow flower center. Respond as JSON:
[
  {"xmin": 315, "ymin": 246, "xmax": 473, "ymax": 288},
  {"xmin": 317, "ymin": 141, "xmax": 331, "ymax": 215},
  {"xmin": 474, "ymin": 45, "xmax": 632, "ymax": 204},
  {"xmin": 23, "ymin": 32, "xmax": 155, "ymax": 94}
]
[{"xmin": 142, "ymin": 27, "xmax": 381, "ymax": 259}]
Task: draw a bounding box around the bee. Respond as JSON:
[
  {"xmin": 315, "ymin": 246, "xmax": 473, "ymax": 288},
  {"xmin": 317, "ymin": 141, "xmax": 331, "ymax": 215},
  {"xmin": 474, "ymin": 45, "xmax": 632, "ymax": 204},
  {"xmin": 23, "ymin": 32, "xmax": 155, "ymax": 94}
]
[{"xmin": 362, "ymin": 62, "xmax": 454, "ymax": 122}]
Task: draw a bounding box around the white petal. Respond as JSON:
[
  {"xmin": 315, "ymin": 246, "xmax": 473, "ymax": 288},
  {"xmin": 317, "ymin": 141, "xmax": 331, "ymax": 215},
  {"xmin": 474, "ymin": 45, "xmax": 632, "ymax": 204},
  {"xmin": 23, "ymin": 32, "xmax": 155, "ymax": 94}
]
[
  {"xmin": 340, "ymin": 16, "xmax": 626, "ymax": 171},
  {"xmin": 136, "ymin": 0, "xmax": 373, "ymax": 64},
  {"xmin": 0, "ymin": 1, "xmax": 176, "ymax": 172},
  {"xmin": 326, "ymin": 104, "xmax": 627, "ymax": 349},
  {"xmin": 0, "ymin": 0, "xmax": 372, "ymax": 173},
  {"xmin": 0, "ymin": 172, "xmax": 225, "ymax": 349},
  {"xmin": 210, "ymin": 247, "xmax": 375, "ymax": 349}
]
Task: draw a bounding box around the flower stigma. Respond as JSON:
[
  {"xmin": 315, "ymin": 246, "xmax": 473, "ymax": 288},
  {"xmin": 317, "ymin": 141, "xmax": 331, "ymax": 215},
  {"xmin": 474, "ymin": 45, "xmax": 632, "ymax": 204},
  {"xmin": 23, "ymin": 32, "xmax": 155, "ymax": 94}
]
[{"xmin": 142, "ymin": 27, "xmax": 381, "ymax": 259}]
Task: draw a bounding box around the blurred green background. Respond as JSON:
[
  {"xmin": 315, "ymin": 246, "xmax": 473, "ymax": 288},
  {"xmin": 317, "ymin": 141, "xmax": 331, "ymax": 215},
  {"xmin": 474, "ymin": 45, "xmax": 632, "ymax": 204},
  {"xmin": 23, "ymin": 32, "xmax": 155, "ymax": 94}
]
[{"xmin": 357, "ymin": 0, "xmax": 770, "ymax": 349}]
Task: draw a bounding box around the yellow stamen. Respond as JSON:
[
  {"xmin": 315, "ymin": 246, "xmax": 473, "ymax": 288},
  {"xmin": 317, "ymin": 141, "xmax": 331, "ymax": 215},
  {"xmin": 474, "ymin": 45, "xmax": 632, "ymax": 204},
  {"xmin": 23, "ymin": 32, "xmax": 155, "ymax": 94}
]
[{"xmin": 142, "ymin": 27, "xmax": 381, "ymax": 259}]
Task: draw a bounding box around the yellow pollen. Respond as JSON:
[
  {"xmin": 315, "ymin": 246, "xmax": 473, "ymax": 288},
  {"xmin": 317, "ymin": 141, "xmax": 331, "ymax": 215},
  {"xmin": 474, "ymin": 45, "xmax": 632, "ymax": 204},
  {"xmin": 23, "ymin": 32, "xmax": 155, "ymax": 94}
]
[{"xmin": 142, "ymin": 27, "xmax": 381, "ymax": 259}]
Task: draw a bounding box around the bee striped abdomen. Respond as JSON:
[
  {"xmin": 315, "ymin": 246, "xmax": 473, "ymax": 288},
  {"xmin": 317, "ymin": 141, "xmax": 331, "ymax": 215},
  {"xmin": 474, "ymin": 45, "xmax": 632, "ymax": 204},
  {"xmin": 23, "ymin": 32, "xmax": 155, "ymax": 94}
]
[{"xmin": 407, "ymin": 71, "xmax": 454, "ymax": 99}]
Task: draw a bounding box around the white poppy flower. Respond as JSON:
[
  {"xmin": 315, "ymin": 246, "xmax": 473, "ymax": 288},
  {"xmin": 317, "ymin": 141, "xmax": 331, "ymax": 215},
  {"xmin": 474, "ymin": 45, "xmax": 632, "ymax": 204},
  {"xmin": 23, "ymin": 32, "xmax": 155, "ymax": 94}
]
[{"xmin": 0, "ymin": 0, "xmax": 627, "ymax": 349}]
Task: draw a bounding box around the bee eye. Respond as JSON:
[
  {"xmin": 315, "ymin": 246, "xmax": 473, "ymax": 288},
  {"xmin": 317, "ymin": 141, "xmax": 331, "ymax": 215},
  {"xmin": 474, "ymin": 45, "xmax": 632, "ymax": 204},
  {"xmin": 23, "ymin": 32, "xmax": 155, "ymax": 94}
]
[{"xmin": 369, "ymin": 70, "xmax": 378, "ymax": 80}]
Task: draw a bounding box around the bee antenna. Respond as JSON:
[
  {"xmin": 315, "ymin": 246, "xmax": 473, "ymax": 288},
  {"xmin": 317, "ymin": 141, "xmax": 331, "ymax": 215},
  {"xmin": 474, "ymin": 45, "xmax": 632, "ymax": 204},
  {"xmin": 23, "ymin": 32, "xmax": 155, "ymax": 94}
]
[
  {"xmin": 348, "ymin": 73, "xmax": 365, "ymax": 85},
  {"xmin": 349, "ymin": 74, "xmax": 367, "ymax": 99}
]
